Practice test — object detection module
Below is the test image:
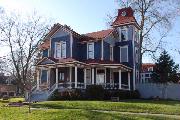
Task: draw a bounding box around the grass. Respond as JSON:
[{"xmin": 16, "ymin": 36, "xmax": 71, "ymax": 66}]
[
  {"xmin": 0, "ymin": 99, "xmax": 180, "ymax": 120},
  {"xmin": 32, "ymin": 100, "xmax": 180, "ymax": 115},
  {"xmin": 0, "ymin": 107, "xmax": 179, "ymax": 120}
]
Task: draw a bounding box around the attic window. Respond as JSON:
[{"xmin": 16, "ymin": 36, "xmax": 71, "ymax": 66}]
[{"xmin": 121, "ymin": 11, "xmax": 126, "ymax": 16}]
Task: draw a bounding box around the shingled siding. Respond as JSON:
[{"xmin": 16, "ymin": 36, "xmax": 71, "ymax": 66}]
[
  {"xmin": 94, "ymin": 41, "xmax": 101, "ymax": 60},
  {"xmin": 51, "ymin": 35, "xmax": 71, "ymax": 58},
  {"xmin": 72, "ymin": 36, "xmax": 83, "ymax": 60},
  {"xmin": 128, "ymin": 26, "xmax": 133, "ymax": 41},
  {"xmin": 103, "ymin": 41, "xmax": 110, "ymax": 60}
]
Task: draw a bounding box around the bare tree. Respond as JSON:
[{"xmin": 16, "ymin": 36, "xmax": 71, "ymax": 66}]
[
  {"xmin": 114, "ymin": 0, "xmax": 180, "ymax": 71},
  {"xmin": 0, "ymin": 10, "xmax": 51, "ymax": 93}
]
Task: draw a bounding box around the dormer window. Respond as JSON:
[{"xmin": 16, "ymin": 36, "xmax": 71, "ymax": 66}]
[
  {"xmin": 87, "ymin": 42, "xmax": 94, "ymax": 59},
  {"xmin": 55, "ymin": 41, "xmax": 66, "ymax": 58},
  {"xmin": 119, "ymin": 27, "xmax": 128, "ymax": 41}
]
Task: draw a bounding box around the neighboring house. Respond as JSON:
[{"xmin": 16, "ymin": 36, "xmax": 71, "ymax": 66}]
[
  {"xmin": 0, "ymin": 73, "xmax": 17, "ymax": 97},
  {"xmin": 31, "ymin": 7, "xmax": 141, "ymax": 101},
  {"xmin": 140, "ymin": 63, "xmax": 155, "ymax": 83},
  {"xmin": 0, "ymin": 84, "xmax": 17, "ymax": 97}
]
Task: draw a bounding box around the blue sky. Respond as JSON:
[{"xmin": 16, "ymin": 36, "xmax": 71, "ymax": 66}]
[{"xmin": 0, "ymin": 0, "xmax": 179, "ymax": 65}]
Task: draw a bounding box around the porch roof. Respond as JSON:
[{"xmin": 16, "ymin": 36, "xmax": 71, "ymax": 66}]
[{"xmin": 36, "ymin": 57, "xmax": 132, "ymax": 71}]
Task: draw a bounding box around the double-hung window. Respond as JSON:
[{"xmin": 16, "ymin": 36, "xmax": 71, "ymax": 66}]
[
  {"xmin": 87, "ymin": 42, "xmax": 94, "ymax": 59},
  {"xmin": 120, "ymin": 46, "xmax": 128, "ymax": 62},
  {"xmin": 119, "ymin": 27, "xmax": 128, "ymax": 41},
  {"xmin": 55, "ymin": 41, "xmax": 66, "ymax": 58}
]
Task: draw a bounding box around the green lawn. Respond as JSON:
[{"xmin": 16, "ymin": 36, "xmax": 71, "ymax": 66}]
[
  {"xmin": 0, "ymin": 99, "xmax": 180, "ymax": 120},
  {"xmin": 33, "ymin": 100, "xmax": 180, "ymax": 115}
]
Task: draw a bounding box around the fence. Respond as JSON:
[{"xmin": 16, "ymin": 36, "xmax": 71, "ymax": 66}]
[{"xmin": 136, "ymin": 83, "xmax": 180, "ymax": 100}]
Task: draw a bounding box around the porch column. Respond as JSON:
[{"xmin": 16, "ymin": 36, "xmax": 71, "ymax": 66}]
[
  {"xmin": 48, "ymin": 68, "xmax": 51, "ymax": 87},
  {"xmin": 128, "ymin": 72, "xmax": 131, "ymax": 90},
  {"xmin": 84, "ymin": 69, "xmax": 86, "ymax": 88},
  {"xmin": 37, "ymin": 69, "xmax": 40, "ymax": 90},
  {"xmin": 69, "ymin": 67, "xmax": 72, "ymax": 88},
  {"xmin": 75, "ymin": 66, "xmax": 77, "ymax": 88},
  {"xmin": 118, "ymin": 69, "xmax": 121, "ymax": 89},
  {"xmin": 92, "ymin": 68, "xmax": 94, "ymax": 84},
  {"xmin": 56, "ymin": 68, "xmax": 58, "ymax": 88}
]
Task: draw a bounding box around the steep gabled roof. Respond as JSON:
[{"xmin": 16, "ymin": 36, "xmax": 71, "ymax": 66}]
[{"xmin": 84, "ymin": 29, "xmax": 113, "ymax": 39}]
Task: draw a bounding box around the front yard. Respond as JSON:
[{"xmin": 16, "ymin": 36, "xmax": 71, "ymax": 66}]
[{"xmin": 0, "ymin": 99, "xmax": 180, "ymax": 120}]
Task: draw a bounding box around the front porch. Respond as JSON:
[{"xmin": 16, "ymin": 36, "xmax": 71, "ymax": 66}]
[{"xmin": 36, "ymin": 62, "xmax": 132, "ymax": 91}]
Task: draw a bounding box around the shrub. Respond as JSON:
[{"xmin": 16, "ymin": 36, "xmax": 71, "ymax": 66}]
[
  {"xmin": 86, "ymin": 85, "xmax": 105, "ymax": 100},
  {"xmin": 104, "ymin": 89, "xmax": 140, "ymax": 100},
  {"xmin": 48, "ymin": 89, "xmax": 85, "ymax": 101}
]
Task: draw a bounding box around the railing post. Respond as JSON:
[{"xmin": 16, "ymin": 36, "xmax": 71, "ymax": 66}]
[
  {"xmin": 119, "ymin": 69, "xmax": 122, "ymax": 89},
  {"xmin": 56, "ymin": 68, "xmax": 58, "ymax": 88}
]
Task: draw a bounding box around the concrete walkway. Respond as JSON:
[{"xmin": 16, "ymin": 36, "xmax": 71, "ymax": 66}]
[
  {"xmin": 92, "ymin": 110, "xmax": 180, "ymax": 119},
  {"xmin": 31, "ymin": 107, "xmax": 180, "ymax": 119}
]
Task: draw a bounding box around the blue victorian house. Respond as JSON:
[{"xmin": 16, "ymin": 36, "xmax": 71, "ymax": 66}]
[{"xmin": 30, "ymin": 7, "xmax": 141, "ymax": 101}]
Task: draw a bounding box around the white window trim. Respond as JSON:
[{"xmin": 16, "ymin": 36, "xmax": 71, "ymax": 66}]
[
  {"xmin": 119, "ymin": 27, "xmax": 128, "ymax": 42},
  {"xmin": 110, "ymin": 46, "xmax": 113, "ymax": 61},
  {"xmin": 54, "ymin": 41, "xmax": 66, "ymax": 59},
  {"xmin": 87, "ymin": 42, "xmax": 94, "ymax": 59},
  {"xmin": 135, "ymin": 47, "xmax": 138, "ymax": 63},
  {"xmin": 120, "ymin": 45, "xmax": 129, "ymax": 62},
  {"xmin": 61, "ymin": 41, "xmax": 66, "ymax": 58}
]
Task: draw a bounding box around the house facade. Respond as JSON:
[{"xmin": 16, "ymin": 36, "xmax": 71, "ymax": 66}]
[
  {"xmin": 33, "ymin": 7, "xmax": 141, "ymax": 99},
  {"xmin": 139, "ymin": 63, "xmax": 155, "ymax": 83}
]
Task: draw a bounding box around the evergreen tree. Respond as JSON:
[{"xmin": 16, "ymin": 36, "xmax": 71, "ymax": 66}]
[{"xmin": 152, "ymin": 51, "xmax": 179, "ymax": 83}]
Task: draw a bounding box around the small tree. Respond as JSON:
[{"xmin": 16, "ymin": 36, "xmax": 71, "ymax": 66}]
[{"xmin": 152, "ymin": 50, "xmax": 179, "ymax": 83}]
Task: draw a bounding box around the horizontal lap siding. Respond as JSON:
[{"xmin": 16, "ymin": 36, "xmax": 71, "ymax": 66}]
[{"xmin": 94, "ymin": 41, "xmax": 101, "ymax": 60}]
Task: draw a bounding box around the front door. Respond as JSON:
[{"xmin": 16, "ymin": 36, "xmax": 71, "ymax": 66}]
[{"xmin": 96, "ymin": 69, "xmax": 105, "ymax": 85}]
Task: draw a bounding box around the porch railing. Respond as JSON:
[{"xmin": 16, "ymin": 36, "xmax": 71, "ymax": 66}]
[{"xmin": 57, "ymin": 82, "xmax": 129, "ymax": 90}]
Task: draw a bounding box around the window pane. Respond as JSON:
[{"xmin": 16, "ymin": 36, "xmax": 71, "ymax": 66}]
[
  {"xmin": 121, "ymin": 30, "xmax": 127, "ymax": 41},
  {"xmin": 56, "ymin": 43, "xmax": 61, "ymax": 58},
  {"xmin": 121, "ymin": 47, "xmax": 128, "ymax": 62},
  {"xmin": 61, "ymin": 42, "xmax": 66, "ymax": 58},
  {"xmin": 88, "ymin": 43, "xmax": 94, "ymax": 59}
]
